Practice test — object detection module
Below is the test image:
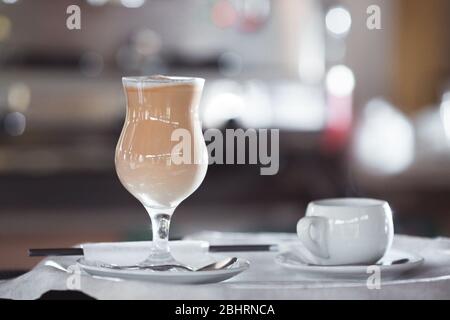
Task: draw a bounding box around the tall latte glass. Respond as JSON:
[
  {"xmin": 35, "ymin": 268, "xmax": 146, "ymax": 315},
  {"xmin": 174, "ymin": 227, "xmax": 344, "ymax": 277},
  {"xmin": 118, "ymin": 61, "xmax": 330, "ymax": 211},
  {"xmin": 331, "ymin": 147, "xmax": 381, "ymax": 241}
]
[{"xmin": 116, "ymin": 75, "xmax": 208, "ymax": 268}]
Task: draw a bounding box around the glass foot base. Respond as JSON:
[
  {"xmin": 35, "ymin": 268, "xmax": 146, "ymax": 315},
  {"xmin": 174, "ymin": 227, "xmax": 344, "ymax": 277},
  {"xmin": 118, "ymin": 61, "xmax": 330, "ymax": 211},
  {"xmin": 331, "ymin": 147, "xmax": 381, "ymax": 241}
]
[
  {"xmin": 98, "ymin": 251, "xmax": 192, "ymax": 272},
  {"xmin": 138, "ymin": 252, "xmax": 180, "ymax": 267}
]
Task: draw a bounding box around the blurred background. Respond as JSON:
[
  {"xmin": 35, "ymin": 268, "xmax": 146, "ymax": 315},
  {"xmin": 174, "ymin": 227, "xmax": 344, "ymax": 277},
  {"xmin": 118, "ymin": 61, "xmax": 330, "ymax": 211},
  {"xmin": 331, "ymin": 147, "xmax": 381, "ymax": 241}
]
[{"xmin": 1, "ymin": 0, "xmax": 450, "ymax": 271}]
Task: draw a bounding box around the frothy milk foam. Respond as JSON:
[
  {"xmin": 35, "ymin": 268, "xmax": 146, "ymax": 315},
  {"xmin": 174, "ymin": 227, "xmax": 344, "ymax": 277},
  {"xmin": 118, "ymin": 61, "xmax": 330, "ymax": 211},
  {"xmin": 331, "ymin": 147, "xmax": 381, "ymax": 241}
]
[{"xmin": 115, "ymin": 76, "xmax": 207, "ymax": 209}]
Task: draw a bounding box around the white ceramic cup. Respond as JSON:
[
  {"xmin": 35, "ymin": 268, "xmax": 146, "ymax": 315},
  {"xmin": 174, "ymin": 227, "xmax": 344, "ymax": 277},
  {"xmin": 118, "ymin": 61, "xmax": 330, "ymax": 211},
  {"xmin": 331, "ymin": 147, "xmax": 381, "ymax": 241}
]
[{"xmin": 296, "ymin": 198, "xmax": 394, "ymax": 265}]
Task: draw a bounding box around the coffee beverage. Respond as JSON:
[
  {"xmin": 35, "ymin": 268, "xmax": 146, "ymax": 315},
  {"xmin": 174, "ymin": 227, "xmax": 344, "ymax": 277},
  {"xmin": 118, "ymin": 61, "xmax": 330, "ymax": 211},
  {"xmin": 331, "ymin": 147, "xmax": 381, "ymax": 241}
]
[
  {"xmin": 116, "ymin": 76, "xmax": 208, "ymax": 210},
  {"xmin": 296, "ymin": 198, "xmax": 394, "ymax": 265}
]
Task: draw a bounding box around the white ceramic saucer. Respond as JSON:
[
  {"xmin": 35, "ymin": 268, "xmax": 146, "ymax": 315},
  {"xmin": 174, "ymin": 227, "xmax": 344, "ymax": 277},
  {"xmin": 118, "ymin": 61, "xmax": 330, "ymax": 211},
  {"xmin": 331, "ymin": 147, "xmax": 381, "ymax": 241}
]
[
  {"xmin": 77, "ymin": 257, "xmax": 250, "ymax": 284},
  {"xmin": 275, "ymin": 249, "xmax": 424, "ymax": 279}
]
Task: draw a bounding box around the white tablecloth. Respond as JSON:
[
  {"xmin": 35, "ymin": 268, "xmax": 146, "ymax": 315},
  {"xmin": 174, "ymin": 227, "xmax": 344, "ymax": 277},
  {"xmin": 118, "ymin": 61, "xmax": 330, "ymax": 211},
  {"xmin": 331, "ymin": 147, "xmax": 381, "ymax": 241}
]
[{"xmin": 1, "ymin": 233, "xmax": 450, "ymax": 300}]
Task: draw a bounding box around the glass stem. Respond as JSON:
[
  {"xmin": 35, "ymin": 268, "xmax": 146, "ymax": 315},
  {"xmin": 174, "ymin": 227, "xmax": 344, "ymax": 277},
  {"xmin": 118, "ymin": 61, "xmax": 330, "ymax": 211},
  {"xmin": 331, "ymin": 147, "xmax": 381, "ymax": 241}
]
[{"xmin": 145, "ymin": 207, "xmax": 175, "ymax": 258}]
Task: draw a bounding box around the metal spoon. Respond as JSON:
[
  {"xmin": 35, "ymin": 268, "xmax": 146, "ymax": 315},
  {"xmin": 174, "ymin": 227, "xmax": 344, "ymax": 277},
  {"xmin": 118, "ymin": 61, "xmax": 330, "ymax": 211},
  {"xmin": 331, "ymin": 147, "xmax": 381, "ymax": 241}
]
[
  {"xmin": 377, "ymin": 258, "xmax": 409, "ymax": 266},
  {"xmin": 304, "ymin": 258, "xmax": 410, "ymax": 267},
  {"xmin": 197, "ymin": 257, "xmax": 238, "ymax": 271},
  {"xmin": 99, "ymin": 257, "xmax": 238, "ymax": 272},
  {"xmin": 104, "ymin": 263, "xmax": 193, "ymax": 272}
]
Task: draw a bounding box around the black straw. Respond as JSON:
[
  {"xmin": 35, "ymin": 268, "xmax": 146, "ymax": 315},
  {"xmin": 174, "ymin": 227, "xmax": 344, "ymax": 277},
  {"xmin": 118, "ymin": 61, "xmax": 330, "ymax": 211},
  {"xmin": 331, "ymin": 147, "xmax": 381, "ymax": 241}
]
[{"xmin": 28, "ymin": 244, "xmax": 277, "ymax": 257}]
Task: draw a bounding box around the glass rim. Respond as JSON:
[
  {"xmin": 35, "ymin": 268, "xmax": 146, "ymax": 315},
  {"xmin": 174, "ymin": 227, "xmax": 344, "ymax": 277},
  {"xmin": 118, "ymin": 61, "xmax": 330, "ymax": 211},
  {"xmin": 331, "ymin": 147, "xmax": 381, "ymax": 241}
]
[
  {"xmin": 122, "ymin": 75, "xmax": 205, "ymax": 87},
  {"xmin": 311, "ymin": 198, "xmax": 387, "ymax": 208}
]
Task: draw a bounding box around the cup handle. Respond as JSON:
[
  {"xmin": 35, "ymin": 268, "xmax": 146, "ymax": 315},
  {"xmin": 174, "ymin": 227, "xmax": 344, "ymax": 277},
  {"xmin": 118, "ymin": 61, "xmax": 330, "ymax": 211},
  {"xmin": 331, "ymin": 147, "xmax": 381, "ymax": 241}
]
[{"xmin": 296, "ymin": 216, "xmax": 330, "ymax": 259}]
